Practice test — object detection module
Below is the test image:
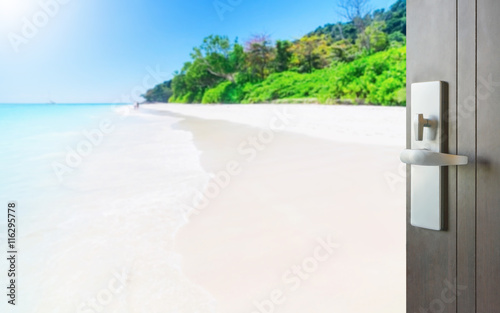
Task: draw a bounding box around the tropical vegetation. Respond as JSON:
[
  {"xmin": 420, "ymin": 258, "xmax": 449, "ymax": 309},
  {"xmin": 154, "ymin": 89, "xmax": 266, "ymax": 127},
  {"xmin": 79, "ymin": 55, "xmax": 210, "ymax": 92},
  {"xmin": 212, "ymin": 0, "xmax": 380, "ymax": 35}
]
[{"xmin": 143, "ymin": 0, "xmax": 406, "ymax": 106}]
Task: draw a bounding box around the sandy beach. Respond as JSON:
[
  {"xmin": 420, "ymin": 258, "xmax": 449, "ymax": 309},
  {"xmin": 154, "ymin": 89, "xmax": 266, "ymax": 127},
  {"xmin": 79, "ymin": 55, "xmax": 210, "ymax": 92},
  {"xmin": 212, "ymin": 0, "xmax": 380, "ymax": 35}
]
[
  {"xmin": 1, "ymin": 103, "xmax": 405, "ymax": 313},
  {"xmin": 143, "ymin": 104, "xmax": 406, "ymax": 313}
]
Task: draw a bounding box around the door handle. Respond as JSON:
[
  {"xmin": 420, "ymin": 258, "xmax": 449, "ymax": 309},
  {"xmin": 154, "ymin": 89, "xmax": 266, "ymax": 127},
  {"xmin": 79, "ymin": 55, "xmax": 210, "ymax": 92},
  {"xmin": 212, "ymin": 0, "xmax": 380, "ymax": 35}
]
[
  {"xmin": 400, "ymin": 149, "xmax": 468, "ymax": 166},
  {"xmin": 414, "ymin": 114, "xmax": 437, "ymax": 141},
  {"xmin": 403, "ymin": 81, "xmax": 462, "ymax": 230}
]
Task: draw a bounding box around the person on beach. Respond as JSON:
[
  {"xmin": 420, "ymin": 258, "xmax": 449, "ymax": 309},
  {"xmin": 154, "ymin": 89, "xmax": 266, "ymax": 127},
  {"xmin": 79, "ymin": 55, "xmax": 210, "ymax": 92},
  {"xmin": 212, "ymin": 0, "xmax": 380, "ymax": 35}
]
[{"xmin": 134, "ymin": 102, "xmax": 139, "ymax": 110}]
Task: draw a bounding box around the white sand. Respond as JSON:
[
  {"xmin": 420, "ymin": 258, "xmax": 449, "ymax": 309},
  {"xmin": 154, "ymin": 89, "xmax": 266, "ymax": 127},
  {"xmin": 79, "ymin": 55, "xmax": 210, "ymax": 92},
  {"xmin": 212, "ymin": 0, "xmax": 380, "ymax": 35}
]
[
  {"xmin": 5, "ymin": 103, "xmax": 406, "ymax": 313},
  {"xmin": 5, "ymin": 109, "xmax": 215, "ymax": 313},
  {"xmin": 144, "ymin": 104, "xmax": 407, "ymax": 313},
  {"xmin": 143, "ymin": 103, "xmax": 406, "ymax": 147}
]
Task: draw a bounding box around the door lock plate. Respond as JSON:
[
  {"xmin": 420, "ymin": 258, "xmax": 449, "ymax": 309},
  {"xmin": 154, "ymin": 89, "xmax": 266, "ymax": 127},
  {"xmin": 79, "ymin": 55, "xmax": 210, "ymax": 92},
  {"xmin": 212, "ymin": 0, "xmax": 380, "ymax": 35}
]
[{"xmin": 410, "ymin": 81, "xmax": 445, "ymax": 230}]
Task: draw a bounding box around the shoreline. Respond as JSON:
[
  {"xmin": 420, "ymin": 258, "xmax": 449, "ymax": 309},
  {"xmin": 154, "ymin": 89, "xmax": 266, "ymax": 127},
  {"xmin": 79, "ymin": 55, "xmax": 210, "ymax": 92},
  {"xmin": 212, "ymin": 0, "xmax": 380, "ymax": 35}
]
[
  {"xmin": 143, "ymin": 104, "xmax": 406, "ymax": 313},
  {"xmin": 142, "ymin": 103, "xmax": 406, "ymax": 147},
  {"xmin": 4, "ymin": 106, "xmax": 217, "ymax": 312}
]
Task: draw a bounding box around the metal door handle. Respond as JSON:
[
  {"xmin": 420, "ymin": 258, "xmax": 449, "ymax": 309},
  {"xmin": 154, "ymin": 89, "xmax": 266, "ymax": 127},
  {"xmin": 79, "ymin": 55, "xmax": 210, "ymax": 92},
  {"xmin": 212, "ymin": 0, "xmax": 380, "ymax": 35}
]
[
  {"xmin": 400, "ymin": 149, "xmax": 468, "ymax": 166},
  {"xmin": 414, "ymin": 114, "xmax": 437, "ymax": 141}
]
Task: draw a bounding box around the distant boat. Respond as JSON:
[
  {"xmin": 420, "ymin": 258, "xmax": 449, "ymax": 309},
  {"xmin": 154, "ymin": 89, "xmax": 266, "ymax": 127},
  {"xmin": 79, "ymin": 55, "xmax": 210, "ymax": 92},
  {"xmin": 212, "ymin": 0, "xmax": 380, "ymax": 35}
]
[{"xmin": 48, "ymin": 91, "xmax": 56, "ymax": 104}]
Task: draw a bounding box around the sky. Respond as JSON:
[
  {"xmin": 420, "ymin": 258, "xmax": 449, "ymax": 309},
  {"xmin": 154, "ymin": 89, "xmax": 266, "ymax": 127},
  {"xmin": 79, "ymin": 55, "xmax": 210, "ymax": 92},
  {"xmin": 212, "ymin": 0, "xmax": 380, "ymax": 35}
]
[{"xmin": 0, "ymin": 0, "xmax": 396, "ymax": 103}]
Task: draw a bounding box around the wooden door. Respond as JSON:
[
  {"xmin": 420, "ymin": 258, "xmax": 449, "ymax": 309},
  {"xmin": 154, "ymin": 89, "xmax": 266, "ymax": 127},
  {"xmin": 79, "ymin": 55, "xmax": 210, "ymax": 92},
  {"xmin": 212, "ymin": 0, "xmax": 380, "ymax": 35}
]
[{"xmin": 407, "ymin": 0, "xmax": 500, "ymax": 312}]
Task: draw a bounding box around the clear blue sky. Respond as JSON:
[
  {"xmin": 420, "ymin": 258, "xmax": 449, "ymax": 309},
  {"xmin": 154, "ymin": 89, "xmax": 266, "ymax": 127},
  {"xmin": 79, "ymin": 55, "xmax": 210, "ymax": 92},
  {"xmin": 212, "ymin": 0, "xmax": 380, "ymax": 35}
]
[{"xmin": 0, "ymin": 0, "xmax": 395, "ymax": 103}]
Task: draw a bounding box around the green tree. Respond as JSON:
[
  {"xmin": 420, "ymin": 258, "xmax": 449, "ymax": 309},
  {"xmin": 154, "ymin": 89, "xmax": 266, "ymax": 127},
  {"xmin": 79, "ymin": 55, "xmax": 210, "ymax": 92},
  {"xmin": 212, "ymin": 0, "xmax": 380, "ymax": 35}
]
[
  {"xmin": 384, "ymin": 0, "xmax": 406, "ymax": 35},
  {"xmin": 152, "ymin": 0, "xmax": 407, "ymax": 105},
  {"xmin": 191, "ymin": 35, "xmax": 245, "ymax": 83},
  {"xmin": 273, "ymin": 40, "xmax": 293, "ymax": 72},
  {"xmin": 331, "ymin": 39, "xmax": 360, "ymax": 62},
  {"xmin": 356, "ymin": 21, "xmax": 389, "ymax": 52},
  {"xmin": 142, "ymin": 80, "xmax": 173, "ymax": 103},
  {"xmin": 245, "ymin": 34, "xmax": 275, "ymax": 80},
  {"xmin": 337, "ymin": 0, "xmax": 372, "ymax": 49},
  {"xmin": 170, "ymin": 60, "xmax": 222, "ymax": 103},
  {"xmin": 388, "ymin": 31, "xmax": 406, "ymax": 46},
  {"xmin": 309, "ymin": 21, "xmax": 357, "ymax": 42},
  {"xmin": 290, "ymin": 35, "xmax": 333, "ymax": 73}
]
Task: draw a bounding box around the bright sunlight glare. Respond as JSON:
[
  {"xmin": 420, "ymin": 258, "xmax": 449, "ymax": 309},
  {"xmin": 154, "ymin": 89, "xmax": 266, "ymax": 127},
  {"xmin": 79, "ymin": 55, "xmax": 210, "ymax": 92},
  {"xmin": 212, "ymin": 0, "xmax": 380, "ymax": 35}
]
[{"xmin": 0, "ymin": 0, "xmax": 37, "ymax": 28}]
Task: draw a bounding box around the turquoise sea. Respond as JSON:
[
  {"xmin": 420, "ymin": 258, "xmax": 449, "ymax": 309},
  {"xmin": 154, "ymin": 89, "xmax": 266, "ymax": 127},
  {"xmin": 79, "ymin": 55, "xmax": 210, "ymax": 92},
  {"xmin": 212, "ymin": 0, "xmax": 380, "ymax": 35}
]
[
  {"xmin": 0, "ymin": 103, "xmax": 214, "ymax": 313},
  {"xmin": 0, "ymin": 104, "xmax": 119, "ymax": 198}
]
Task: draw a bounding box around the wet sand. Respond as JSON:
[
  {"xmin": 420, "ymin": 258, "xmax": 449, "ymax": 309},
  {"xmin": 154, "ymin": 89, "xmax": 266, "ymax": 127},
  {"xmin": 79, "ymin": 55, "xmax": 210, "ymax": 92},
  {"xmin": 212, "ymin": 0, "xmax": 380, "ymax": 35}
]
[{"xmin": 144, "ymin": 104, "xmax": 406, "ymax": 313}]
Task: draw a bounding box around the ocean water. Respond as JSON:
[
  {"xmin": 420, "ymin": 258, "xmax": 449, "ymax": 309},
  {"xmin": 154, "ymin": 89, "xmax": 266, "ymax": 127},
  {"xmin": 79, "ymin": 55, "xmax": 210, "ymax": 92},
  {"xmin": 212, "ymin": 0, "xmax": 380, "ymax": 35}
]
[{"xmin": 0, "ymin": 104, "xmax": 214, "ymax": 313}]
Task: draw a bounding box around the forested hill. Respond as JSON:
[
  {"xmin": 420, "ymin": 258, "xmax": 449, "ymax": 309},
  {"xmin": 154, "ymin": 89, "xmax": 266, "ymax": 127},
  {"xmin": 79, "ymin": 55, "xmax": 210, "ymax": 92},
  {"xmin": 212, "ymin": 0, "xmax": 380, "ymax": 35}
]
[
  {"xmin": 308, "ymin": 0, "xmax": 405, "ymax": 42},
  {"xmin": 143, "ymin": 0, "xmax": 407, "ymax": 106}
]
